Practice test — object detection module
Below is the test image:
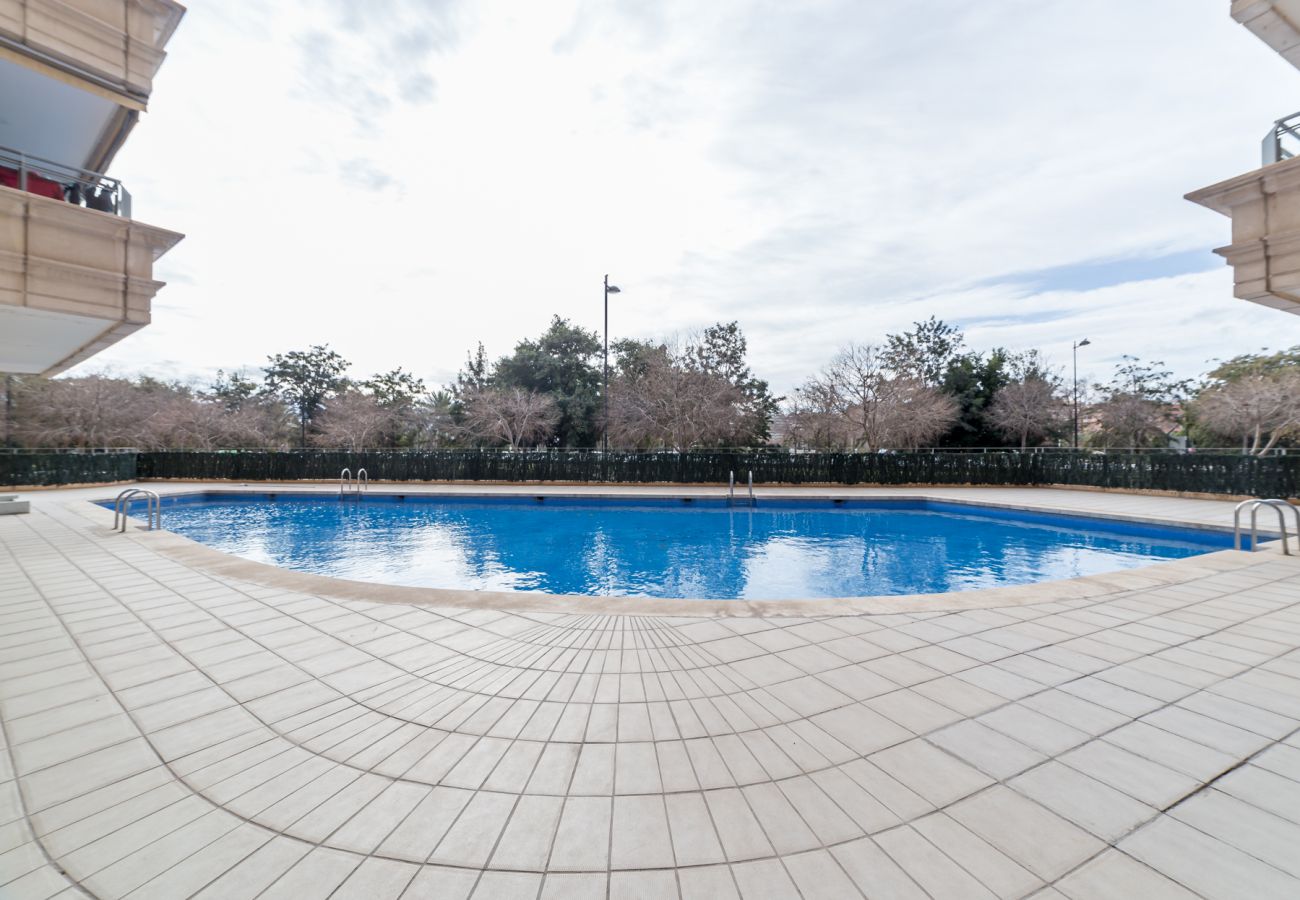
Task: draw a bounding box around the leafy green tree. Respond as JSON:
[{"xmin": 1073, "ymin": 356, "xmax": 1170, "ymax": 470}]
[
  {"xmin": 263, "ymin": 345, "xmax": 351, "ymax": 447},
  {"xmin": 493, "ymin": 317, "xmax": 602, "ymax": 447},
  {"xmin": 883, "ymin": 317, "xmax": 965, "ymax": 387},
  {"xmin": 937, "ymin": 350, "xmax": 1014, "ymax": 447},
  {"xmin": 205, "ymin": 370, "xmax": 261, "ymax": 412},
  {"xmin": 689, "ymin": 322, "xmax": 780, "ymax": 445},
  {"xmin": 454, "ymin": 343, "xmax": 491, "ymax": 397},
  {"xmin": 410, "ymin": 389, "xmax": 456, "ymax": 448},
  {"xmin": 936, "ymin": 348, "xmax": 1062, "ymax": 447},
  {"xmin": 1202, "ymin": 346, "xmax": 1300, "ymax": 383},
  {"xmin": 611, "ymin": 338, "xmax": 661, "ymax": 379},
  {"xmin": 362, "ymin": 368, "xmax": 426, "ymax": 408},
  {"xmin": 350, "ymin": 368, "xmax": 428, "ymax": 447}
]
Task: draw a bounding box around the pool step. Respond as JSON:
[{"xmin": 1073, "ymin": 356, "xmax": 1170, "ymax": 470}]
[{"xmin": 0, "ymin": 494, "xmax": 29, "ymax": 515}]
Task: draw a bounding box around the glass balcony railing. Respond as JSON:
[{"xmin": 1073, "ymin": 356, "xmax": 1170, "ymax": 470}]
[
  {"xmin": 0, "ymin": 144, "xmax": 131, "ymax": 217},
  {"xmin": 1263, "ymin": 111, "xmax": 1300, "ymax": 166}
]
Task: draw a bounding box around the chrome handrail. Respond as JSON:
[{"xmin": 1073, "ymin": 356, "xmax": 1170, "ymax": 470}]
[
  {"xmin": 727, "ymin": 470, "xmax": 756, "ymax": 507},
  {"xmin": 112, "ymin": 487, "xmax": 160, "ymax": 532},
  {"xmin": 340, "ymin": 467, "xmax": 368, "ymax": 500},
  {"xmin": 1233, "ymin": 499, "xmax": 1294, "ymax": 555}
]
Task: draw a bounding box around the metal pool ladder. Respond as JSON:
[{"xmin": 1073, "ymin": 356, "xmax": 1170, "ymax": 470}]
[
  {"xmin": 1233, "ymin": 498, "xmax": 1297, "ymax": 555},
  {"xmin": 728, "ymin": 471, "xmax": 756, "ymax": 507},
  {"xmin": 339, "ymin": 468, "xmax": 368, "ymax": 500},
  {"xmin": 112, "ymin": 487, "xmax": 161, "ymax": 532}
]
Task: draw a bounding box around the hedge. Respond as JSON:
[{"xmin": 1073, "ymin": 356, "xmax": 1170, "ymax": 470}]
[
  {"xmin": 3, "ymin": 449, "xmax": 1294, "ymax": 498},
  {"xmin": 0, "ymin": 451, "xmax": 137, "ymax": 487}
]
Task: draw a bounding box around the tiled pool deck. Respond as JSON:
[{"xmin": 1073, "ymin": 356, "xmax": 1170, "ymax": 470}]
[{"xmin": 2, "ymin": 484, "xmax": 1300, "ymax": 899}]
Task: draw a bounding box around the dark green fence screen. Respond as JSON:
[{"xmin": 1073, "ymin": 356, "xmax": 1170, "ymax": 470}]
[
  {"xmin": 4, "ymin": 449, "xmax": 1297, "ymax": 497},
  {"xmin": 0, "ymin": 451, "xmax": 137, "ymax": 487}
]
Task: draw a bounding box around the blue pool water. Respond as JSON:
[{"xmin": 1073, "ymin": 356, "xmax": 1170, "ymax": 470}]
[{"xmin": 109, "ymin": 492, "xmax": 1234, "ymax": 600}]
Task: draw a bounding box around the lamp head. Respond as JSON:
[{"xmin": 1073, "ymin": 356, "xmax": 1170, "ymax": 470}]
[
  {"xmin": 1077, "ymin": 338, "xmax": 1090, "ymax": 348},
  {"xmin": 606, "ymin": 284, "xmax": 621, "ymax": 294}
]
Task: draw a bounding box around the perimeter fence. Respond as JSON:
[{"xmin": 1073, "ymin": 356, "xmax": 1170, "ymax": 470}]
[
  {"xmin": 0, "ymin": 449, "xmax": 137, "ymax": 487},
  {"xmin": 3, "ymin": 449, "xmax": 1296, "ymax": 498}
]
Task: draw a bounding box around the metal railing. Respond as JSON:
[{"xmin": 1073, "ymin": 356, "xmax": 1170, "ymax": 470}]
[
  {"xmin": 0, "ymin": 144, "xmax": 131, "ymax": 217},
  {"xmin": 727, "ymin": 470, "xmax": 757, "ymax": 507},
  {"xmin": 1263, "ymin": 111, "xmax": 1300, "ymax": 165},
  {"xmin": 339, "ymin": 467, "xmax": 369, "ymax": 499},
  {"xmin": 112, "ymin": 487, "xmax": 160, "ymax": 532},
  {"xmin": 1233, "ymin": 499, "xmax": 1297, "ymax": 554}
]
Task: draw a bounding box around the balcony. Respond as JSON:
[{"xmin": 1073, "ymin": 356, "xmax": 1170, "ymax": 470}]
[
  {"xmin": 1233, "ymin": 0, "xmax": 1300, "ymax": 71},
  {"xmin": 1, "ymin": 143, "xmax": 131, "ymax": 215},
  {"xmin": 0, "ymin": 145, "xmax": 182, "ymax": 376},
  {"xmin": 1185, "ymin": 114, "xmax": 1300, "ymax": 316},
  {"xmin": 0, "ymin": 0, "xmax": 185, "ymax": 103}
]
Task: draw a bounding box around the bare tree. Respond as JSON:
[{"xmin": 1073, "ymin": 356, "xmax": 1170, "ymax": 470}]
[
  {"xmin": 786, "ymin": 345, "xmax": 957, "ymax": 451},
  {"xmin": 1091, "ymin": 395, "xmax": 1173, "ymax": 449},
  {"xmin": 313, "ymin": 391, "xmax": 400, "ymax": 450},
  {"xmin": 883, "ymin": 379, "xmax": 962, "ymax": 450},
  {"xmin": 1192, "ymin": 373, "xmax": 1300, "ymax": 455},
  {"xmin": 13, "ymin": 376, "xmax": 154, "ymax": 447},
  {"xmin": 988, "ymin": 378, "xmax": 1069, "ymax": 449},
  {"xmin": 1090, "ymin": 357, "xmax": 1189, "ymax": 449},
  {"xmin": 607, "ymin": 344, "xmax": 746, "ymax": 450},
  {"xmin": 458, "ymin": 387, "xmax": 559, "ymax": 448},
  {"xmin": 784, "ymin": 376, "xmax": 854, "ymax": 449}
]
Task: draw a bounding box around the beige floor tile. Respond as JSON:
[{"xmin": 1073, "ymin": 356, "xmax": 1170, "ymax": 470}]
[
  {"xmin": 869, "ymin": 739, "xmax": 994, "ymax": 807},
  {"xmin": 1121, "ymin": 815, "xmax": 1300, "ymax": 900},
  {"xmin": 705, "ymin": 788, "xmax": 774, "ymax": 862},
  {"xmin": 730, "ymin": 858, "xmax": 802, "ymax": 899},
  {"xmin": 948, "ymin": 786, "xmax": 1105, "ymax": 882},
  {"xmin": 539, "ymin": 872, "xmax": 606, "ymax": 900},
  {"xmin": 6, "ymin": 487, "xmax": 1300, "ymax": 896},
  {"xmin": 548, "ymin": 796, "xmax": 611, "ymax": 871},
  {"xmin": 1054, "ymin": 849, "xmax": 1199, "ymax": 900},
  {"xmin": 874, "ymin": 825, "xmax": 1000, "ymax": 900},
  {"xmin": 928, "ymin": 720, "xmax": 1047, "ymax": 779},
  {"xmin": 1060, "ymin": 740, "xmax": 1198, "ymax": 808},
  {"xmin": 912, "ymin": 812, "xmax": 1043, "ymax": 898},
  {"xmin": 1011, "ymin": 761, "xmax": 1156, "ymax": 841},
  {"xmin": 678, "ymin": 864, "xmax": 739, "ymax": 900}
]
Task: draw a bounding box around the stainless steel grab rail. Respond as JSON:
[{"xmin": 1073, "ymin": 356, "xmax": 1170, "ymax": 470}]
[
  {"xmin": 112, "ymin": 487, "xmax": 160, "ymax": 532},
  {"xmin": 727, "ymin": 470, "xmax": 756, "ymax": 507},
  {"xmin": 1233, "ymin": 499, "xmax": 1295, "ymax": 555},
  {"xmin": 339, "ymin": 467, "xmax": 368, "ymax": 500}
]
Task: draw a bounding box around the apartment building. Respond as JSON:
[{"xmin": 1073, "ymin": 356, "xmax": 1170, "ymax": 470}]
[
  {"xmin": 0, "ymin": 0, "xmax": 185, "ymax": 375},
  {"xmin": 1187, "ymin": 1, "xmax": 1300, "ymax": 315}
]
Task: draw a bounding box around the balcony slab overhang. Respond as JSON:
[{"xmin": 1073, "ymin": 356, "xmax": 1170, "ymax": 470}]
[
  {"xmin": 1233, "ymin": 0, "xmax": 1300, "ymax": 70},
  {"xmin": 1186, "ymin": 155, "xmax": 1300, "ymax": 315},
  {"xmin": 0, "ymin": 183, "xmax": 182, "ymax": 375},
  {"xmin": 0, "ymin": 0, "xmax": 185, "ymax": 106}
]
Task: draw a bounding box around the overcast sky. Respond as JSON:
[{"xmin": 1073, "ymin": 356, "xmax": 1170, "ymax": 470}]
[{"xmin": 82, "ymin": 0, "xmax": 1300, "ymax": 395}]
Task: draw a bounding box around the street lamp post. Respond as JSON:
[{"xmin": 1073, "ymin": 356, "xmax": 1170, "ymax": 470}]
[
  {"xmin": 1072, "ymin": 338, "xmax": 1091, "ymax": 450},
  {"xmin": 603, "ymin": 275, "xmax": 621, "ymax": 459}
]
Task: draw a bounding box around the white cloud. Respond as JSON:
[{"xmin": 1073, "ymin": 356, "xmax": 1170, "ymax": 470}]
[{"xmin": 80, "ymin": 0, "xmax": 1300, "ymax": 395}]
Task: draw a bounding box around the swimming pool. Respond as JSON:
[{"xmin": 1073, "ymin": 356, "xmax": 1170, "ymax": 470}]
[{"xmin": 109, "ymin": 492, "xmax": 1235, "ymax": 600}]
